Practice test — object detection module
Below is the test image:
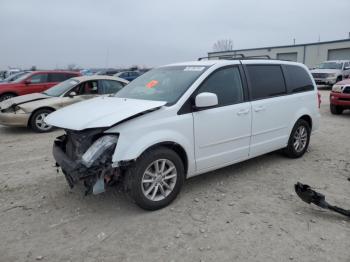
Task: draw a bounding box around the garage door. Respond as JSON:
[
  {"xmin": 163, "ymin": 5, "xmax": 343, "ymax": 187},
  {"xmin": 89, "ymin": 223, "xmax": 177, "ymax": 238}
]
[
  {"xmin": 277, "ymin": 52, "xmax": 298, "ymax": 62},
  {"xmin": 328, "ymin": 48, "xmax": 350, "ymax": 60}
]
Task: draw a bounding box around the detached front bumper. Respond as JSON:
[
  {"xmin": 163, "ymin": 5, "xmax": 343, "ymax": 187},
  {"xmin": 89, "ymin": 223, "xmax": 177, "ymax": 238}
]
[
  {"xmin": 0, "ymin": 112, "xmax": 30, "ymax": 127},
  {"xmin": 330, "ymin": 92, "xmax": 350, "ymax": 108}
]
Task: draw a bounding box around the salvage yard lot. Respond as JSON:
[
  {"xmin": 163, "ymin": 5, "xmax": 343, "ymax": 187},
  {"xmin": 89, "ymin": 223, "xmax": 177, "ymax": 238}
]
[{"xmin": 0, "ymin": 90, "xmax": 349, "ymax": 262}]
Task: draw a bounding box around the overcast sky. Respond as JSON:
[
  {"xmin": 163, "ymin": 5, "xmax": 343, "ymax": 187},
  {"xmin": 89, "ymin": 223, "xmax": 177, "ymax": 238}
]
[{"xmin": 0, "ymin": 0, "xmax": 349, "ymax": 69}]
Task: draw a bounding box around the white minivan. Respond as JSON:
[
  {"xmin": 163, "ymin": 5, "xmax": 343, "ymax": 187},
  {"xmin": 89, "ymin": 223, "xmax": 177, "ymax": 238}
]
[{"xmin": 46, "ymin": 58, "xmax": 321, "ymax": 210}]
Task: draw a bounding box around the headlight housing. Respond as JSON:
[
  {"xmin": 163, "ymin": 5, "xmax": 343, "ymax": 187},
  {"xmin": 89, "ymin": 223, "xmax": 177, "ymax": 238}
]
[
  {"xmin": 327, "ymin": 73, "xmax": 337, "ymax": 78},
  {"xmin": 81, "ymin": 135, "xmax": 118, "ymax": 168},
  {"xmin": 1, "ymin": 105, "xmax": 23, "ymax": 113},
  {"xmin": 332, "ymin": 85, "xmax": 343, "ymax": 93}
]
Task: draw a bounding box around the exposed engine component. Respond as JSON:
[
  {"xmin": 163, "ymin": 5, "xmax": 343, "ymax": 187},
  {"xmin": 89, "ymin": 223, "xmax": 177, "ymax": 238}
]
[
  {"xmin": 295, "ymin": 182, "xmax": 350, "ymax": 218},
  {"xmin": 53, "ymin": 129, "xmax": 120, "ymax": 195}
]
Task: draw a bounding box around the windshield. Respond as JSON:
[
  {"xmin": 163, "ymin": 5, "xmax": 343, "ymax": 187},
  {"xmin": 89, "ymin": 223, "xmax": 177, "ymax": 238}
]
[
  {"xmin": 12, "ymin": 72, "xmax": 32, "ymax": 83},
  {"xmin": 317, "ymin": 62, "xmax": 343, "ymax": 70},
  {"xmin": 43, "ymin": 79, "xmax": 79, "ymax": 97},
  {"xmin": 2, "ymin": 71, "xmax": 28, "ymax": 82},
  {"xmin": 115, "ymin": 66, "xmax": 208, "ymax": 104}
]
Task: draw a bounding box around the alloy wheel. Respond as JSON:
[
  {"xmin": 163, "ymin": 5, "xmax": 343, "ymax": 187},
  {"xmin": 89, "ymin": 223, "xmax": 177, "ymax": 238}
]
[
  {"xmin": 293, "ymin": 126, "xmax": 308, "ymax": 153},
  {"xmin": 141, "ymin": 159, "xmax": 177, "ymax": 201},
  {"xmin": 35, "ymin": 112, "xmax": 52, "ymax": 131}
]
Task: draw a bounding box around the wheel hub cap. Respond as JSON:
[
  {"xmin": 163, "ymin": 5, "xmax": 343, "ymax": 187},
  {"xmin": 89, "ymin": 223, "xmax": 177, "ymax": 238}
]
[
  {"xmin": 141, "ymin": 159, "xmax": 177, "ymax": 202},
  {"xmin": 293, "ymin": 126, "xmax": 307, "ymax": 153}
]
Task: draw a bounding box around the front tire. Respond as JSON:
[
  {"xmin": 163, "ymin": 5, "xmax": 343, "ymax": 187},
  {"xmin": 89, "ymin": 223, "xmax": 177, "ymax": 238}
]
[
  {"xmin": 284, "ymin": 119, "xmax": 311, "ymax": 158},
  {"xmin": 30, "ymin": 109, "xmax": 54, "ymax": 133},
  {"xmin": 330, "ymin": 104, "xmax": 343, "ymax": 115},
  {"xmin": 124, "ymin": 147, "xmax": 185, "ymax": 210}
]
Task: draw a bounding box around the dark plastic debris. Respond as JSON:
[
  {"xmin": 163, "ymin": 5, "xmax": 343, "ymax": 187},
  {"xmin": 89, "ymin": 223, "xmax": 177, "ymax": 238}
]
[{"xmin": 295, "ymin": 182, "xmax": 350, "ymax": 218}]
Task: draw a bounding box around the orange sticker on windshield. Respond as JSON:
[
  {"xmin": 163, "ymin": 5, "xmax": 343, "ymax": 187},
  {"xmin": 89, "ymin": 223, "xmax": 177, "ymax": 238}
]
[{"xmin": 146, "ymin": 80, "xmax": 158, "ymax": 88}]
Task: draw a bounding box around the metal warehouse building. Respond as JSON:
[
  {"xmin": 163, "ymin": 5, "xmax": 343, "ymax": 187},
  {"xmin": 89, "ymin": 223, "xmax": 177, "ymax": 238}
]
[{"xmin": 208, "ymin": 39, "xmax": 350, "ymax": 68}]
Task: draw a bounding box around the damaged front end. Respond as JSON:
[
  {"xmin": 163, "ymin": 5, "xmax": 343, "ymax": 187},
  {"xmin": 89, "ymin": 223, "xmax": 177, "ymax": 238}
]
[{"xmin": 53, "ymin": 129, "xmax": 120, "ymax": 195}]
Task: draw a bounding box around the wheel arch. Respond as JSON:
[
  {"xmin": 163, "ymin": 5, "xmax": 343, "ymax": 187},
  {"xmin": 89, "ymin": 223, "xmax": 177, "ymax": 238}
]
[
  {"xmin": 298, "ymin": 114, "xmax": 312, "ymax": 129},
  {"xmin": 141, "ymin": 142, "xmax": 189, "ymax": 176},
  {"xmin": 27, "ymin": 107, "xmax": 56, "ymax": 127}
]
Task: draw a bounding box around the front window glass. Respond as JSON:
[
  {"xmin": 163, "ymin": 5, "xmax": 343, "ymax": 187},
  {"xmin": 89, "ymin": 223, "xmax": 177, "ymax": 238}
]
[
  {"xmin": 317, "ymin": 62, "xmax": 343, "ymax": 69},
  {"xmin": 196, "ymin": 67, "xmax": 243, "ymax": 106},
  {"xmin": 43, "ymin": 79, "xmax": 79, "ymax": 97},
  {"xmin": 30, "ymin": 73, "xmax": 48, "ymax": 83},
  {"xmin": 115, "ymin": 66, "xmax": 208, "ymax": 104}
]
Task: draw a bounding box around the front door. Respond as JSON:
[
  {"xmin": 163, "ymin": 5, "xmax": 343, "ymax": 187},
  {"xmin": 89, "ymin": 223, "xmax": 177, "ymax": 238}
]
[
  {"xmin": 24, "ymin": 73, "xmax": 50, "ymax": 94},
  {"xmin": 193, "ymin": 66, "xmax": 251, "ymax": 172}
]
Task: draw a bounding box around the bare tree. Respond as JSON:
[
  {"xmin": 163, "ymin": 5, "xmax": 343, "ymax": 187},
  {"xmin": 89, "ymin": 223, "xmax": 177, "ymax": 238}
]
[
  {"xmin": 213, "ymin": 39, "xmax": 234, "ymax": 52},
  {"xmin": 67, "ymin": 63, "xmax": 77, "ymax": 70}
]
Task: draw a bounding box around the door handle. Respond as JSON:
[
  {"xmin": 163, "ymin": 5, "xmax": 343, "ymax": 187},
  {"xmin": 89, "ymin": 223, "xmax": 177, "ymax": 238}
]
[
  {"xmin": 254, "ymin": 106, "xmax": 265, "ymax": 112},
  {"xmin": 237, "ymin": 109, "xmax": 250, "ymax": 115}
]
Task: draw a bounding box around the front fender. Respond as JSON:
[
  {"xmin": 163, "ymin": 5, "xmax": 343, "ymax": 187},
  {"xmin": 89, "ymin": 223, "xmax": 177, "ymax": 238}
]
[{"xmin": 112, "ymin": 129, "xmax": 195, "ymax": 174}]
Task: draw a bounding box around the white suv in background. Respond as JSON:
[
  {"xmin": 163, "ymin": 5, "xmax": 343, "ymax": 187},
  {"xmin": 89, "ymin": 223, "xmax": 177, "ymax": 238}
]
[
  {"xmin": 311, "ymin": 60, "xmax": 350, "ymax": 86},
  {"xmin": 46, "ymin": 59, "xmax": 321, "ymax": 210}
]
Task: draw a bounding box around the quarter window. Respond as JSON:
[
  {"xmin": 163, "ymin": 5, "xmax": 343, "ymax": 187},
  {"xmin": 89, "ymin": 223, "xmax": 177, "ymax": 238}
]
[
  {"xmin": 49, "ymin": 73, "xmax": 71, "ymax": 82},
  {"xmin": 246, "ymin": 65, "xmax": 286, "ymax": 100},
  {"xmin": 283, "ymin": 65, "xmax": 314, "ymax": 93},
  {"xmin": 197, "ymin": 67, "xmax": 244, "ymax": 106}
]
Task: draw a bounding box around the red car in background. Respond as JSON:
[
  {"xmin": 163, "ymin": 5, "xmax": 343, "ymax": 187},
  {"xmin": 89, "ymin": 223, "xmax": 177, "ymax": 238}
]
[
  {"xmin": 0, "ymin": 71, "xmax": 80, "ymax": 101},
  {"xmin": 330, "ymin": 78, "xmax": 350, "ymax": 114}
]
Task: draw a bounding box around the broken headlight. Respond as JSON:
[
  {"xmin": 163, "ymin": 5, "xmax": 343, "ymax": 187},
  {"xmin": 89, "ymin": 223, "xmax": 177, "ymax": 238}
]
[{"xmin": 81, "ymin": 135, "xmax": 118, "ymax": 168}]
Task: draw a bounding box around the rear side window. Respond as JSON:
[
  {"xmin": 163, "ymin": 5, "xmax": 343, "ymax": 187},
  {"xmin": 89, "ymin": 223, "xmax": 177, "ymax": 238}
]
[
  {"xmin": 197, "ymin": 67, "xmax": 244, "ymax": 106},
  {"xmin": 102, "ymin": 80, "xmax": 124, "ymax": 94},
  {"xmin": 49, "ymin": 73, "xmax": 76, "ymax": 82},
  {"xmin": 246, "ymin": 65, "xmax": 286, "ymax": 100},
  {"xmin": 283, "ymin": 65, "xmax": 314, "ymax": 93}
]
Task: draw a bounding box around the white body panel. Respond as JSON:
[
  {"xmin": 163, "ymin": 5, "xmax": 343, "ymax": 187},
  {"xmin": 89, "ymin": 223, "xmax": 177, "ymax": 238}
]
[
  {"xmin": 193, "ymin": 102, "xmax": 251, "ymax": 171},
  {"xmin": 45, "ymin": 96, "xmax": 166, "ymax": 130},
  {"xmin": 48, "ymin": 59, "xmax": 320, "ymax": 178}
]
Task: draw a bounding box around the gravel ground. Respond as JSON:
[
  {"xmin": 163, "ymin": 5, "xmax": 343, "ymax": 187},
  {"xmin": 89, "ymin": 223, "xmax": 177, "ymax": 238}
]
[{"xmin": 0, "ymin": 90, "xmax": 349, "ymax": 262}]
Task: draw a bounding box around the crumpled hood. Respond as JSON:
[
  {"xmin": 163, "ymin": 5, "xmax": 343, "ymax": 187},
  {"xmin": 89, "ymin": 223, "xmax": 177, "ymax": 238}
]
[
  {"xmin": 310, "ymin": 69, "xmax": 341, "ymax": 74},
  {"xmin": 0, "ymin": 93, "xmax": 49, "ymax": 110},
  {"xmin": 45, "ymin": 96, "xmax": 166, "ymax": 130}
]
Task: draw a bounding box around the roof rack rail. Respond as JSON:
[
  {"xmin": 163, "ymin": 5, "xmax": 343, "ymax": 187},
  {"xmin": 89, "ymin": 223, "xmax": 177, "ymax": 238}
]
[{"xmin": 198, "ymin": 54, "xmax": 271, "ymax": 61}]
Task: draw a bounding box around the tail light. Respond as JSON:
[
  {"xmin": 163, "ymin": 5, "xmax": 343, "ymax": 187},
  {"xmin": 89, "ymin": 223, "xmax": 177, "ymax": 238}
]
[{"xmin": 317, "ymin": 92, "xmax": 321, "ymax": 108}]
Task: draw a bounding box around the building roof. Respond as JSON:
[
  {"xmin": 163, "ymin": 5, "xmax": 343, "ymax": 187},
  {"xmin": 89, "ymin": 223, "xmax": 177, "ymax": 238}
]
[{"xmin": 208, "ymin": 38, "xmax": 350, "ymax": 55}]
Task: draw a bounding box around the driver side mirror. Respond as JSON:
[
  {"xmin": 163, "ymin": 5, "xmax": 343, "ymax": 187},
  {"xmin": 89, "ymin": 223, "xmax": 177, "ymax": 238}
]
[
  {"xmin": 24, "ymin": 80, "xmax": 31, "ymax": 85},
  {"xmin": 194, "ymin": 92, "xmax": 218, "ymax": 109},
  {"xmin": 68, "ymin": 91, "xmax": 77, "ymax": 98},
  {"xmin": 344, "ymin": 66, "xmax": 350, "ymax": 70}
]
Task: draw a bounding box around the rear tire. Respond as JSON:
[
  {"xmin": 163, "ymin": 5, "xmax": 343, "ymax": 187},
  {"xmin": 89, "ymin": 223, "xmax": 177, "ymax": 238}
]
[
  {"xmin": 124, "ymin": 147, "xmax": 185, "ymax": 210},
  {"xmin": 0, "ymin": 93, "xmax": 16, "ymax": 102},
  {"xmin": 330, "ymin": 104, "xmax": 343, "ymax": 115},
  {"xmin": 284, "ymin": 119, "xmax": 311, "ymax": 158},
  {"xmin": 30, "ymin": 109, "xmax": 54, "ymax": 133}
]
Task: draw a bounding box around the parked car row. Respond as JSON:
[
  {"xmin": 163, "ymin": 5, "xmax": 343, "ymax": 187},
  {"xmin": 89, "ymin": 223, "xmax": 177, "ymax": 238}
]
[
  {"xmin": 0, "ymin": 70, "xmax": 81, "ymax": 101},
  {"xmin": 0, "ymin": 75, "xmax": 128, "ymax": 132}
]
